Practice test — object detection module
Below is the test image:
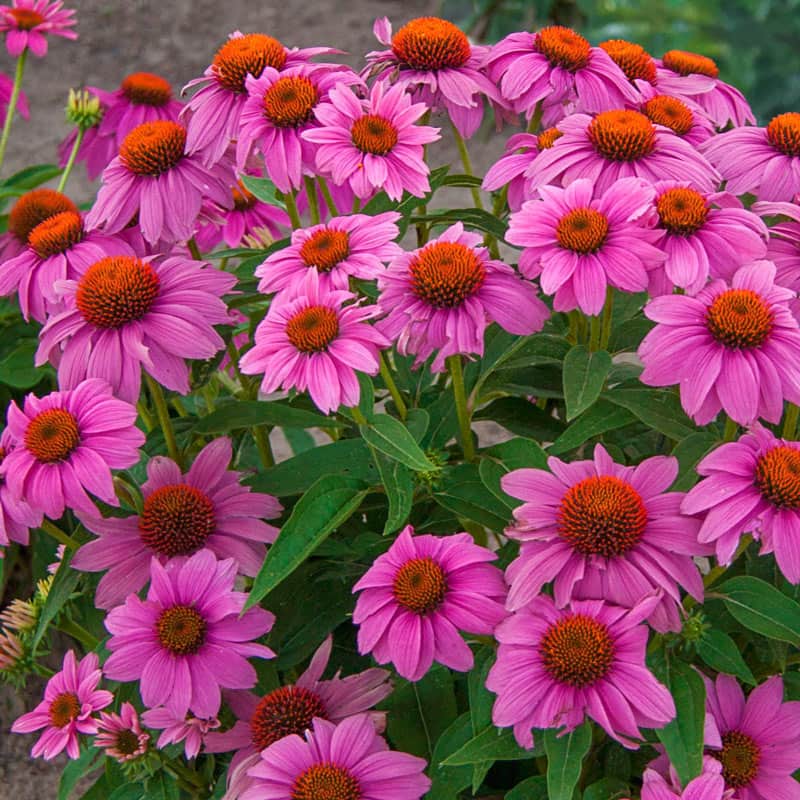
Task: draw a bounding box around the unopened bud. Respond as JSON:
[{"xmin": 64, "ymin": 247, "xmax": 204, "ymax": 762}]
[{"xmin": 66, "ymin": 88, "xmax": 103, "ymax": 131}]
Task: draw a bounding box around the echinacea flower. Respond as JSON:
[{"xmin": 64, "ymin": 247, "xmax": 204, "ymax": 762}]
[
  {"xmin": 636, "ymin": 757, "xmax": 727, "ymax": 800},
  {"xmin": 104, "ymin": 550, "xmax": 275, "ymax": 718},
  {"xmin": 183, "ymin": 31, "xmax": 335, "ymax": 166},
  {"xmin": 635, "ymin": 82, "xmax": 715, "ymax": 147},
  {"xmin": 701, "ymin": 113, "xmax": 800, "ymax": 202},
  {"xmin": 377, "ymin": 222, "xmax": 549, "ymax": 371},
  {"xmin": 0, "ymin": 187, "xmax": 77, "ymax": 263},
  {"xmin": 0, "ymin": 379, "xmax": 143, "ymax": 520},
  {"xmin": 502, "ymin": 443, "xmax": 706, "ymax": 632},
  {"xmin": 599, "ymin": 39, "xmax": 658, "ymax": 87},
  {"xmin": 506, "ymin": 177, "xmax": 663, "ymax": 315},
  {"xmin": 241, "ymin": 715, "xmax": 431, "ymax": 800},
  {"xmin": 73, "ymin": 437, "xmax": 281, "ymax": 609},
  {"xmin": 303, "ymin": 80, "xmax": 440, "ymax": 202},
  {"xmin": 86, "ymin": 119, "xmax": 233, "ymax": 245},
  {"xmin": 703, "ymin": 674, "xmax": 800, "ymax": 800},
  {"xmin": 487, "ymin": 594, "xmax": 676, "ymax": 749},
  {"xmin": 0, "ymin": 69, "xmax": 28, "ymax": 125},
  {"xmin": 256, "ymin": 211, "xmax": 401, "ymax": 294},
  {"xmin": 639, "ymin": 261, "xmax": 800, "ymax": 426},
  {"xmin": 0, "ymin": 428, "xmax": 42, "ymax": 552},
  {"xmin": 526, "ymin": 109, "xmax": 720, "ymax": 194},
  {"xmin": 141, "ymin": 706, "xmax": 220, "ymax": 759},
  {"xmin": 94, "ymin": 702, "xmax": 150, "ymax": 763},
  {"xmin": 0, "ymin": 0, "xmax": 76, "ymax": 58},
  {"xmin": 11, "ymin": 650, "xmax": 112, "ymax": 759},
  {"xmin": 752, "ymin": 200, "xmax": 800, "ymax": 315},
  {"xmin": 365, "ymin": 16, "xmax": 505, "ymax": 139},
  {"xmin": 240, "ymin": 269, "xmax": 388, "ymax": 414},
  {"xmin": 353, "ymin": 525, "xmax": 506, "ymax": 682},
  {"xmin": 205, "ymin": 635, "xmax": 392, "ymax": 800}
]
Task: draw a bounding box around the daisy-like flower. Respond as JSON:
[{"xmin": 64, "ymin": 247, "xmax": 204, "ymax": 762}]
[
  {"xmin": 487, "ymin": 594, "xmax": 676, "ymax": 749},
  {"xmin": 353, "ymin": 525, "xmax": 506, "ymax": 682},
  {"xmin": 365, "ymin": 16, "xmax": 505, "ymax": 139},
  {"xmin": 648, "ymin": 181, "xmax": 768, "ymax": 295},
  {"xmin": 141, "ymin": 706, "xmax": 220, "ymax": 759},
  {"xmin": 0, "ymin": 69, "xmax": 28, "ymax": 125},
  {"xmin": 683, "ymin": 424, "xmax": 800, "ymax": 573},
  {"xmin": 0, "ymin": 0, "xmax": 76, "ymax": 58},
  {"xmin": 11, "ymin": 650, "xmax": 112, "ymax": 760},
  {"xmin": 703, "ymin": 674, "xmax": 800, "ymax": 800},
  {"xmin": 599, "ymin": 39, "xmax": 658, "ymax": 86},
  {"xmin": 377, "ymin": 222, "xmax": 549, "ymax": 372},
  {"xmin": 0, "ymin": 210, "xmax": 136, "ymax": 323},
  {"xmin": 240, "ymin": 269, "xmax": 388, "ymax": 414},
  {"xmin": 73, "ymin": 437, "xmax": 281, "ymax": 609},
  {"xmin": 36, "ymin": 252, "xmax": 236, "ymax": 403},
  {"xmin": 0, "ymin": 379, "xmax": 143, "ymax": 520},
  {"xmin": 303, "ymin": 80, "xmax": 440, "ymax": 202},
  {"xmin": 86, "ymin": 119, "xmax": 233, "ymax": 245},
  {"xmin": 636, "ymin": 757, "xmax": 727, "ymax": 800},
  {"xmin": 635, "ymin": 82, "xmax": 715, "ymax": 147},
  {"xmin": 256, "ymin": 211, "xmax": 401, "ymax": 294},
  {"xmin": 502, "ymin": 443, "xmax": 706, "ymax": 632},
  {"xmin": 183, "ymin": 31, "xmax": 336, "ymax": 167},
  {"xmin": 0, "ymin": 428, "xmax": 42, "ymax": 552},
  {"xmin": 104, "ymin": 550, "xmax": 275, "ymax": 718},
  {"xmin": 0, "ymin": 187, "xmax": 77, "ymax": 262},
  {"xmin": 701, "ymin": 113, "xmax": 800, "ymax": 202},
  {"xmin": 242, "ymin": 715, "xmax": 431, "ymax": 800},
  {"xmin": 486, "ymin": 26, "xmax": 640, "ymax": 124},
  {"xmin": 205, "ymin": 635, "xmax": 392, "ymax": 800},
  {"xmin": 752, "ymin": 200, "xmax": 800, "ymax": 315},
  {"xmin": 526, "ymin": 109, "xmax": 720, "ymax": 194},
  {"xmin": 639, "ymin": 261, "xmax": 800, "ymax": 426},
  {"xmin": 94, "ymin": 702, "xmax": 150, "ymax": 763},
  {"xmin": 237, "ymin": 63, "xmax": 360, "ymax": 192},
  {"xmin": 506, "ymin": 177, "xmax": 663, "ymax": 316}
]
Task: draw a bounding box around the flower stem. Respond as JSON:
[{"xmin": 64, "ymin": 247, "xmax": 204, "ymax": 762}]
[
  {"xmin": 379, "ymin": 352, "xmax": 407, "ymax": 421},
  {"xmin": 317, "ymin": 176, "xmax": 339, "ymax": 217},
  {"xmin": 40, "ymin": 519, "xmax": 80, "ymax": 551},
  {"xmin": 187, "ymin": 237, "xmax": 202, "ymax": 261},
  {"xmin": 447, "ymin": 354, "xmax": 476, "ymax": 462},
  {"xmin": 599, "ymin": 287, "xmax": 615, "ymax": 350},
  {"xmin": 303, "ymin": 176, "xmax": 321, "ymax": 225},
  {"xmin": 284, "ymin": 190, "xmax": 302, "ymax": 229},
  {"xmin": 252, "ymin": 425, "xmax": 275, "ymax": 469},
  {"xmin": 451, "ymin": 122, "xmax": 484, "ymax": 210},
  {"xmin": 783, "ymin": 403, "xmax": 800, "ymax": 440},
  {"xmin": 145, "ymin": 373, "xmax": 182, "ymax": 468},
  {"xmin": 0, "ymin": 49, "xmax": 27, "ymax": 175},
  {"xmin": 56, "ymin": 128, "xmax": 84, "ymax": 192},
  {"xmin": 723, "ymin": 415, "xmax": 739, "ymax": 443},
  {"xmin": 588, "ymin": 313, "xmax": 602, "ymax": 351}
]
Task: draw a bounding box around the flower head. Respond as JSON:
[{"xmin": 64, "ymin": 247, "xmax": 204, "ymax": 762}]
[
  {"xmin": 752, "ymin": 200, "xmax": 800, "ymax": 316},
  {"xmin": 599, "ymin": 38, "xmax": 658, "ymax": 86},
  {"xmin": 487, "ymin": 594, "xmax": 675, "ymax": 749},
  {"xmin": 637, "ymin": 757, "xmax": 727, "ymax": 800},
  {"xmin": 639, "ymin": 261, "xmax": 800, "ymax": 426},
  {"xmin": 94, "ymin": 702, "xmax": 150, "ymax": 763},
  {"xmin": 104, "ymin": 550, "xmax": 275, "ymax": 718},
  {"xmin": 11, "ymin": 650, "xmax": 112, "ymax": 759},
  {"xmin": 0, "ymin": 428, "xmax": 41, "ymax": 552},
  {"xmin": 636, "ymin": 82, "xmax": 715, "ymax": 147},
  {"xmin": 0, "ymin": 0, "xmax": 76, "ymax": 58},
  {"xmin": 0, "ymin": 187, "xmax": 77, "ymax": 263},
  {"xmin": 141, "ymin": 706, "xmax": 220, "ymax": 759}
]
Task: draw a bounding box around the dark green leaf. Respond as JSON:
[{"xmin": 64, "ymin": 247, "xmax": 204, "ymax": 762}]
[
  {"xmin": 506, "ymin": 776, "xmax": 548, "ymax": 800},
  {"xmin": 32, "ymin": 544, "xmax": 82, "ymax": 652},
  {"xmin": 144, "ymin": 771, "xmax": 180, "ymax": 800},
  {"xmin": 671, "ymin": 433, "xmax": 719, "ymax": 492},
  {"xmin": 474, "ymin": 397, "xmax": 565, "ymax": 442},
  {"xmin": 479, "ymin": 437, "xmax": 548, "ymax": 508},
  {"xmin": 427, "ymin": 713, "xmax": 474, "ymax": 800},
  {"xmin": 563, "ymin": 345, "xmax": 612, "ymax": 421},
  {"xmin": 195, "ymin": 400, "xmax": 344, "ymax": 433},
  {"xmin": 58, "ymin": 747, "xmax": 103, "ymax": 800},
  {"xmin": 373, "ymin": 453, "xmax": 414, "ymax": 535},
  {"xmin": 434, "ymin": 464, "xmax": 511, "ymax": 531},
  {"xmin": 442, "ymin": 726, "xmax": 536, "ymax": 765},
  {"xmin": 698, "ymin": 628, "xmax": 756, "ymax": 685},
  {"xmin": 411, "ymin": 208, "xmax": 507, "ymax": 240},
  {"xmin": 500, "ymin": 334, "xmax": 570, "ymax": 370},
  {"xmin": 605, "ymin": 388, "xmax": 695, "ymax": 440},
  {"xmin": 108, "ymin": 787, "xmax": 145, "ymax": 800},
  {"xmin": 360, "ymin": 414, "xmax": 435, "ymax": 471},
  {"xmin": 544, "ymin": 722, "xmax": 592, "ymax": 800},
  {"xmin": 718, "ymin": 576, "xmax": 800, "ymax": 645},
  {"xmin": 0, "ymin": 339, "xmax": 50, "ymax": 388},
  {"xmin": 549, "ymin": 400, "xmax": 636, "ymax": 455},
  {"xmin": 582, "ymin": 777, "xmax": 629, "ymax": 800}
]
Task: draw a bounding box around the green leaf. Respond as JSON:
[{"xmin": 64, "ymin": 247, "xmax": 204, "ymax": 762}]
[
  {"xmin": 58, "ymin": 747, "xmax": 103, "ymax": 800},
  {"xmin": 434, "ymin": 464, "xmax": 511, "ymax": 532},
  {"xmin": 0, "ymin": 163, "xmax": 62, "ymax": 197},
  {"xmin": 563, "ymin": 345, "xmax": 612, "ymax": 421},
  {"xmin": 240, "ymin": 174, "xmax": 282, "ymax": 206},
  {"xmin": 718, "ymin": 576, "xmax": 800, "ymax": 645},
  {"xmin": 474, "ymin": 397, "xmax": 565, "ymax": 442},
  {"xmin": 359, "ymin": 414, "xmax": 435, "ymax": 472},
  {"xmin": 442, "ymin": 726, "xmax": 536, "ymax": 765},
  {"xmin": 32, "ymin": 544, "xmax": 82, "ymax": 652},
  {"xmin": 195, "ymin": 400, "xmax": 344, "ymax": 433},
  {"xmin": 245, "ymin": 476, "xmax": 368, "ymax": 608},
  {"xmin": 549, "ymin": 400, "xmax": 637, "ymax": 455},
  {"xmin": 671, "ymin": 433, "xmax": 719, "ymax": 492},
  {"xmin": 427, "ymin": 714, "xmax": 474, "ymax": 800},
  {"xmin": 500, "ymin": 334, "xmax": 570, "ymax": 370},
  {"xmin": 544, "ymin": 722, "xmax": 592, "ymax": 800},
  {"xmin": 411, "ymin": 208, "xmax": 508, "ymax": 240},
  {"xmin": 582, "ymin": 777, "xmax": 629, "ymax": 800},
  {"xmin": 479, "ymin": 437, "xmax": 548, "ymax": 509},
  {"xmin": 605, "ymin": 388, "xmax": 695, "ymax": 440},
  {"xmin": 144, "ymin": 771, "xmax": 180, "ymax": 800},
  {"xmin": 0, "ymin": 339, "xmax": 50, "ymax": 388},
  {"xmin": 373, "ymin": 453, "xmax": 414, "ymax": 535},
  {"xmin": 506, "ymin": 776, "xmax": 548, "ymax": 800},
  {"xmin": 698, "ymin": 628, "xmax": 756, "ymax": 685},
  {"xmin": 107, "ymin": 787, "xmax": 145, "ymax": 800}
]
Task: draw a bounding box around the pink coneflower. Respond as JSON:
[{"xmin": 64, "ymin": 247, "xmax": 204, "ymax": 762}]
[
  {"xmin": 486, "ymin": 26, "xmax": 639, "ymax": 124},
  {"xmin": 635, "ymin": 82, "xmax": 715, "ymax": 147},
  {"xmin": 598, "ymin": 39, "xmax": 658, "ymax": 87},
  {"xmin": 702, "ymin": 113, "xmax": 800, "ymax": 202},
  {"xmin": 752, "ymin": 200, "xmax": 800, "ymax": 316},
  {"xmin": 365, "ymin": 16, "xmax": 505, "ymax": 139},
  {"xmin": 502, "ymin": 443, "xmax": 706, "ymax": 632},
  {"xmin": 487, "ymin": 594, "xmax": 675, "ymax": 749},
  {"xmin": 256, "ymin": 211, "xmax": 401, "ymax": 294},
  {"xmin": 0, "ymin": 187, "xmax": 77, "ymax": 263},
  {"xmin": 0, "ymin": 210, "xmax": 136, "ymax": 323},
  {"xmin": 0, "ymin": 428, "xmax": 41, "ymax": 552},
  {"xmin": 506, "ymin": 177, "xmax": 663, "ymax": 316},
  {"xmin": 648, "ymin": 181, "xmax": 768, "ymax": 295},
  {"xmin": 703, "ymin": 673, "xmax": 800, "ymax": 800},
  {"xmin": 237, "ymin": 63, "xmax": 360, "ymax": 192},
  {"xmin": 183, "ymin": 31, "xmax": 335, "ymax": 167},
  {"xmin": 240, "ymin": 269, "xmax": 388, "ymax": 414},
  {"xmin": 85, "ymin": 119, "xmax": 233, "ymax": 245},
  {"xmin": 241, "ymin": 715, "xmax": 431, "ymax": 800},
  {"xmin": 636, "ymin": 757, "xmax": 727, "ymax": 800},
  {"xmin": 303, "ymin": 80, "xmax": 440, "ymax": 202},
  {"xmin": 683, "ymin": 424, "xmax": 800, "ymax": 574},
  {"xmin": 94, "ymin": 702, "xmax": 150, "ymax": 763},
  {"xmin": 73, "ymin": 437, "xmax": 281, "ymax": 609},
  {"xmin": 526, "ymin": 109, "xmax": 720, "ymax": 194},
  {"xmin": 205, "ymin": 635, "xmax": 392, "ymax": 800},
  {"xmin": 104, "ymin": 550, "xmax": 275, "ymax": 718},
  {"xmin": 0, "ymin": 379, "xmax": 143, "ymax": 520},
  {"xmin": 0, "ymin": 69, "xmax": 28, "ymax": 124},
  {"xmin": 639, "ymin": 261, "xmax": 800, "ymax": 426},
  {"xmin": 353, "ymin": 525, "xmax": 506, "ymax": 682},
  {"xmin": 0, "ymin": 0, "xmax": 76, "ymax": 58},
  {"xmin": 11, "ymin": 650, "xmax": 112, "ymax": 760},
  {"xmin": 36, "ymin": 252, "xmax": 236, "ymax": 403},
  {"xmin": 141, "ymin": 706, "xmax": 220, "ymax": 759},
  {"xmin": 656, "ymin": 50, "xmax": 755, "ymax": 128},
  {"xmin": 377, "ymin": 222, "xmax": 549, "ymax": 371}
]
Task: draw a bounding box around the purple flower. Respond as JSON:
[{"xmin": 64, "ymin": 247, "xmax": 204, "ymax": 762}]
[
  {"xmin": 0, "ymin": 0, "xmax": 76, "ymax": 58},
  {"xmin": 637, "ymin": 757, "xmax": 727, "ymax": 800},
  {"xmin": 94, "ymin": 702, "xmax": 150, "ymax": 763},
  {"xmin": 141, "ymin": 706, "xmax": 220, "ymax": 759},
  {"xmin": 0, "ymin": 427, "xmax": 41, "ymax": 552}
]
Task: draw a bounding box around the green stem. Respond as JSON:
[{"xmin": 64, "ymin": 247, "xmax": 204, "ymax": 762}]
[
  {"xmin": 723, "ymin": 415, "xmax": 739, "ymax": 442},
  {"xmin": 303, "ymin": 176, "xmax": 321, "ymax": 225},
  {"xmin": 187, "ymin": 237, "xmax": 202, "ymax": 261},
  {"xmin": 284, "ymin": 190, "xmax": 302, "ymax": 229},
  {"xmin": 252, "ymin": 425, "xmax": 275, "ymax": 469},
  {"xmin": 352, "ymin": 195, "xmax": 361, "ymax": 214},
  {"xmin": 0, "ymin": 50, "xmax": 27, "ymax": 175},
  {"xmin": 226, "ymin": 338, "xmax": 246, "ymax": 387},
  {"xmin": 379, "ymin": 352, "xmax": 407, "ymax": 421},
  {"xmin": 136, "ymin": 400, "xmax": 155, "ymax": 431},
  {"xmin": 317, "ymin": 176, "xmax": 339, "ymax": 217},
  {"xmin": 40, "ymin": 520, "xmax": 80, "ymax": 550},
  {"xmin": 350, "ymin": 406, "xmax": 369, "ymax": 426},
  {"xmin": 56, "ymin": 619, "xmax": 99, "ymax": 650},
  {"xmin": 57, "ymin": 127, "xmax": 84, "ymax": 192},
  {"xmin": 783, "ymin": 403, "xmax": 800, "ymax": 440},
  {"xmin": 447, "ymin": 354, "xmax": 476, "ymax": 462},
  {"xmin": 527, "ymin": 99, "xmax": 545, "ymax": 134},
  {"xmin": 145, "ymin": 373, "xmax": 182, "ymax": 467},
  {"xmin": 599, "ymin": 287, "xmax": 615, "ymax": 350},
  {"xmin": 588, "ymin": 314, "xmax": 602, "ymax": 351},
  {"xmin": 451, "ymin": 122, "xmax": 484, "ymax": 210}
]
